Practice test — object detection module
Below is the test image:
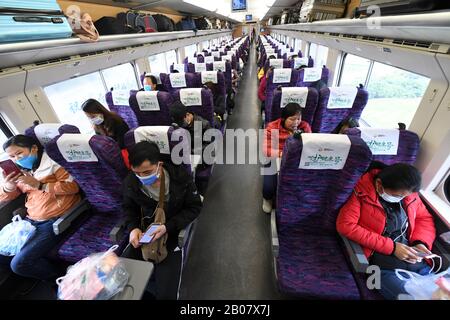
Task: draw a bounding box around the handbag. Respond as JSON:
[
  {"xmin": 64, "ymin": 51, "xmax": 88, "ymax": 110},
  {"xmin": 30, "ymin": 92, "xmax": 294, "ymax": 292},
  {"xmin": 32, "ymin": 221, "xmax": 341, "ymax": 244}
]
[
  {"xmin": 67, "ymin": 12, "xmax": 99, "ymax": 42},
  {"xmin": 140, "ymin": 169, "xmax": 168, "ymax": 264}
]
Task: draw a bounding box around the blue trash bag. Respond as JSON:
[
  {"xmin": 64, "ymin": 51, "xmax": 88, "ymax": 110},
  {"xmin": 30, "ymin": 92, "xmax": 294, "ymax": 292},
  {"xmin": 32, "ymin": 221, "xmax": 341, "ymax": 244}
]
[{"xmin": 0, "ymin": 215, "xmax": 36, "ymax": 256}]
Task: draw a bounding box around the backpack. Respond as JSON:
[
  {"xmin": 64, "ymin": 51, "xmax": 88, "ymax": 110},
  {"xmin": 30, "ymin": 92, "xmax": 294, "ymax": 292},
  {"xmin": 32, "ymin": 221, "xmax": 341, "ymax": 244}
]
[
  {"xmin": 153, "ymin": 14, "xmax": 175, "ymax": 32},
  {"xmin": 135, "ymin": 14, "xmax": 158, "ymax": 32}
]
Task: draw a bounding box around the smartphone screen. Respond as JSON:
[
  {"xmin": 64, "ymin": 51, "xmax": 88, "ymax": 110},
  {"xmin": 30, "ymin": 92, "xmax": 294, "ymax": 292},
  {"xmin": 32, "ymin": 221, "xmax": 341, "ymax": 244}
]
[
  {"xmin": 139, "ymin": 225, "xmax": 160, "ymax": 244},
  {"xmin": 0, "ymin": 160, "xmax": 22, "ymax": 177}
]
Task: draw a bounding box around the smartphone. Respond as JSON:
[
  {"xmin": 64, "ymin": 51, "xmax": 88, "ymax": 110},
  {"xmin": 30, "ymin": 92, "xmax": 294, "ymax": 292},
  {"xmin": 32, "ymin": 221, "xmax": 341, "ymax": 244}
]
[
  {"xmin": 139, "ymin": 224, "xmax": 160, "ymax": 244},
  {"xmin": 414, "ymin": 251, "xmax": 433, "ymax": 258},
  {"xmin": 0, "ymin": 160, "xmax": 22, "ymax": 177}
]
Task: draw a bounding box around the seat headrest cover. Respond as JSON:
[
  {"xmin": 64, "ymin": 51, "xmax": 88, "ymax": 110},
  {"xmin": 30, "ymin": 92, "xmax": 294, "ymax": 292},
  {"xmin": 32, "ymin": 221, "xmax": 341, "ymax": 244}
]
[
  {"xmin": 294, "ymin": 57, "xmax": 309, "ymax": 69},
  {"xmin": 180, "ymin": 88, "xmax": 203, "ymax": 106},
  {"xmin": 204, "ymin": 56, "xmax": 214, "ymax": 63},
  {"xmin": 359, "ymin": 128, "xmax": 400, "ymax": 155},
  {"xmin": 273, "ymin": 68, "xmax": 292, "ymax": 84},
  {"xmin": 173, "ymin": 63, "xmax": 185, "ymax": 73},
  {"xmin": 169, "ymin": 73, "xmax": 187, "ymax": 88},
  {"xmin": 201, "ymin": 71, "xmax": 218, "ymax": 84},
  {"xmin": 212, "ymin": 51, "xmax": 220, "ymax": 58},
  {"xmin": 56, "ymin": 134, "xmax": 98, "ymax": 162},
  {"xmin": 281, "ymin": 87, "xmax": 309, "ymax": 108},
  {"xmin": 35, "ymin": 123, "xmax": 62, "ymax": 145},
  {"xmin": 112, "ymin": 90, "xmax": 129, "ymax": 106},
  {"xmin": 286, "ymin": 51, "xmax": 297, "ymax": 58},
  {"xmin": 133, "ymin": 126, "xmax": 170, "ymax": 154},
  {"xmin": 303, "ymin": 68, "xmax": 322, "ymax": 82},
  {"xmin": 327, "ymin": 87, "xmax": 358, "ymax": 109},
  {"xmin": 299, "ymin": 133, "xmax": 351, "ymax": 170},
  {"xmin": 136, "ymin": 91, "xmax": 160, "ymax": 111},
  {"xmin": 213, "ymin": 61, "xmax": 226, "ymax": 72},
  {"xmin": 195, "ymin": 63, "xmax": 207, "ymax": 72},
  {"xmin": 269, "ymin": 59, "xmax": 284, "ymax": 69}
]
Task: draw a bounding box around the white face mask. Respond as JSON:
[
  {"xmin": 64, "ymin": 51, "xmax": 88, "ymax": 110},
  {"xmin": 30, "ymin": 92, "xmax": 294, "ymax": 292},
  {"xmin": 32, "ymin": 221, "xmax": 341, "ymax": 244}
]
[
  {"xmin": 379, "ymin": 192, "xmax": 405, "ymax": 203},
  {"xmin": 89, "ymin": 114, "xmax": 104, "ymax": 125}
]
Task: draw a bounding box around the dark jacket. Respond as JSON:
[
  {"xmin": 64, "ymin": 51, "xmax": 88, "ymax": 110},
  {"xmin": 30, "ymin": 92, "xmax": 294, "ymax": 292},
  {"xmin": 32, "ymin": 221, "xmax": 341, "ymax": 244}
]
[
  {"xmin": 123, "ymin": 163, "xmax": 202, "ymax": 243},
  {"xmin": 94, "ymin": 116, "xmax": 129, "ymax": 149},
  {"xmin": 213, "ymin": 94, "xmax": 226, "ymax": 116},
  {"xmin": 186, "ymin": 114, "xmax": 212, "ymax": 153}
]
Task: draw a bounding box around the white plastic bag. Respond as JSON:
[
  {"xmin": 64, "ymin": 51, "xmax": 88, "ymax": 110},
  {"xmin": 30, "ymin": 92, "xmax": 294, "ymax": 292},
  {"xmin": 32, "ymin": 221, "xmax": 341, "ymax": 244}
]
[
  {"xmin": 395, "ymin": 268, "xmax": 450, "ymax": 300},
  {"xmin": 56, "ymin": 245, "xmax": 129, "ymax": 300},
  {"xmin": 0, "ymin": 215, "xmax": 36, "ymax": 256}
]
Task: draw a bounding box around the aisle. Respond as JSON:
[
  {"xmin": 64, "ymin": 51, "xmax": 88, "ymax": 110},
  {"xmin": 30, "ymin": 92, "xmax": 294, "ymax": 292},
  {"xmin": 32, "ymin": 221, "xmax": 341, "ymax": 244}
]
[{"xmin": 179, "ymin": 42, "xmax": 283, "ymax": 299}]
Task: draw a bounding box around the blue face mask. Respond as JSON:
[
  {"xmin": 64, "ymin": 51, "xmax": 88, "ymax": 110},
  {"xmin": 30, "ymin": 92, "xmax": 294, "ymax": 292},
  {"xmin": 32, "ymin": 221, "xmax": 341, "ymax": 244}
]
[
  {"xmin": 16, "ymin": 154, "xmax": 37, "ymax": 170},
  {"xmin": 144, "ymin": 85, "xmax": 152, "ymax": 91},
  {"xmin": 136, "ymin": 164, "xmax": 160, "ymax": 186}
]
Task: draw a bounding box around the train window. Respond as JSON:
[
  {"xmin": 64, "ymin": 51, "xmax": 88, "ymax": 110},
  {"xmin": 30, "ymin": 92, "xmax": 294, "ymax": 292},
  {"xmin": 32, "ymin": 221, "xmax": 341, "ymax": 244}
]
[
  {"xmin": 338, "ymin": 54, "xmax": 371, "ymax": 87},
  {"xmin": 148, "ymin": 53, "xmax": 167, "ymax": 74},
  {"xmin": 309, "ymin": 44, "xmax": 328, "ymax": 68},
  {"xmin": 185, "ymin": 44, "xmax": 197, "ymax": 59},
  {"xmin": 101, "ymin": 63, "xmax": 138, "ymax": 92},
  {"xmin": 165, "ymin": 50, "xmax": 178, "ymax": 70},
  {"xmin": 44, "ymin": 72, "xmax": 107, "ymax": 134},
  {"xmin": 362, "ymin": 62, "xmax": 430, "ymax": 128},
  {"xmin": 294, "ymin": 39, "xmax": 302, "ymax": 52},
  {"xmin": 202, "ymin": 40, "xmax": 210, "ymax": 49}
]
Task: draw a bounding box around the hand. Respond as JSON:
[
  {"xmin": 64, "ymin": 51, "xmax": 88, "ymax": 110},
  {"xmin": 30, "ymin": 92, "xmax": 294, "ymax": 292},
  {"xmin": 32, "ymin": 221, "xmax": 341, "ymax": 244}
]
[
  {"xmin": 2, "ymin": 171, "xmax": 22, "ymax": 191},
  {"xmin": 129, "ymin": 228, "xmax": 143, "ymax": 248},
  {"xmin": 414, "ymin": 243, "xmax": 432, "ymax": 255},
  {"xmin": 151, "ymin": 224, "xmax": 167, "ymax": 241},
  {"xmin": 394, "ymin": 243, "xmax": 420, "ymax": 264},
  {"xmin": 16, "ymin": 172, "xmax": 40, "ymax": 189}
]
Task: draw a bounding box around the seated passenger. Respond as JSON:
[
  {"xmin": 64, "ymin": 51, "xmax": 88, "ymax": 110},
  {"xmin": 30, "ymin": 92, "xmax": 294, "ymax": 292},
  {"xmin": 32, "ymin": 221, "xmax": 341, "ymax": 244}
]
[
  {"xmin": 336, "ymin": 163, "xmax": 437, "ymax": 300},
  {"xmin": 124, "ymin": 141, "xmax": 202, "ymax": 299},
  {"xmin": 262, "ymin": 103, "xmax": 312, "ymax": 213},
  {"xmin": 0, "ymin": 135, "xmax": 80, "ymax": 280},
  {"xmin": 203, "ymin": 81, "xmax": 226, "ymax": 122},
  {"xmin": 169, "ymin": 101, "xmax": 212, "ymax": 154},
  {"xmin": 82, "ymin": 99, "xmax": 130, "ymax": 168},
  {"xmin": 257, "ymin": 55, "xmax": 276, "ymax": 80},
  {"xmin": 143, "ymin": 74, "xmax": 165, "ymax": 92},
  {"xmin": 332, "ymin": 116, "xmax": 360, "ymax": 134},
  {"xmin": 258, "ymin": 66, "xmax": 274, "ymax": 113}
]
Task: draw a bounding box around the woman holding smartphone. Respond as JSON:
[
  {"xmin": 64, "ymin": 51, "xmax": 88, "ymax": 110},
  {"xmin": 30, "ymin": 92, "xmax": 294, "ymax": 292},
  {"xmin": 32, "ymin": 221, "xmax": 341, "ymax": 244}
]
[{"xmin": 0, "ymin": 135, "xmax": 80, "ymax": 281}]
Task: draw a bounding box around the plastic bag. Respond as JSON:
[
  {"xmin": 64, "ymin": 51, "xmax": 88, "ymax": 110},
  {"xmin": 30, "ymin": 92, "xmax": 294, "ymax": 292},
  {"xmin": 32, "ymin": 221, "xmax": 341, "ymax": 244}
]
[
  {"xmin": 0, "ymin": 215, "xmax": 36, "ymax": 256},
  {"xmin": 432, "ymin": 277, "xmax": 450, "ymax": 300},
  {"xmin": 395, "ymin": 268, "xmax": 450, "ymax": 300},
  {"xmin": 56, "ymin": 245, "xmax": 129, "ymax": 300}
]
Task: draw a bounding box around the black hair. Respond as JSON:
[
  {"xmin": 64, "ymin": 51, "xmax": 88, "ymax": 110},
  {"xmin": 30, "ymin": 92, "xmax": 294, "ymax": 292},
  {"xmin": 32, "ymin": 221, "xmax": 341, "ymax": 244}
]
[
  {"xmin": 82, "ymin": 99, "xmax": 111, "ymax": 116},
  {"xmin": 172, "ymin": 69, "xmax": 180, "ymax": 73},
  {"xmin": 281, "ymin": 103, "xmax": 302, "ymax": 121},
  {"xmin": 169, "ymin": 100, "xmax": 187, "ymax": 127},
  {"xmin": 332, "ymin": 117, "xmax": 360, "ymax": 134},
  {"xmin": 145, "ymin": 75, "xmax": 158, "ymax": 86},
  {"xmin": 377, "ymin": 163, "xmax": 422, "ymax": 193},
  {"xmin": 128, "ymin": 141, "xmax": 161, "ymax": 168},
  {"xmin": 3, "ymin": 134, "xmax": 44, "ymax": 170},
  {"xmin": 268, "ymin": 55, "xmax": 276, "ymax": 60}
]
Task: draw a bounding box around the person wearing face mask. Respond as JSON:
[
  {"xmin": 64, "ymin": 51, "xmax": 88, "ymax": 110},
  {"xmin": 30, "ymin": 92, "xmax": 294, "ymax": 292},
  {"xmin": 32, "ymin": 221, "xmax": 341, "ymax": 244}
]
[
  {"xmin": 262, "ymin": 103, "xmax": 312, "ymax": 213},
  {"xmin": 123, "ymin": 141, "xmax": 202, "ymax": 299},
  {"xmin": 337, "ymin": 163, "xmax": 437, "ymax": 300},
  {"xmin": 142, "ymin": 74, "xmax": 165, "ymax": 92},
  {"xmin": 82, "ymin": 98, "xmax": 130, "ymax": 168},
  {"xmin": 0, "ymin": 135, "xmax": 80, "ymax": 280}
]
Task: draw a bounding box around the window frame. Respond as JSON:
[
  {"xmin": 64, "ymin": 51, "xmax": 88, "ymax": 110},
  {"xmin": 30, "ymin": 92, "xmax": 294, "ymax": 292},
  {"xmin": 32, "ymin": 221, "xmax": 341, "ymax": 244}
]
[{"xmin": 337, "ymin": 52, "xmax": 373, "ymax": 88}]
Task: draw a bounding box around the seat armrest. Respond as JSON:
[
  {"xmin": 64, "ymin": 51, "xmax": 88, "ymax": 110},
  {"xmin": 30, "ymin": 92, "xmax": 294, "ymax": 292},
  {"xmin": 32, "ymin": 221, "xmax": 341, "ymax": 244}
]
[
  {"xmin": 52, "ymin": 199, "xmax": 90, "ymax": 235},
  {"xmin": 340, "ymin": 235, "xmax": 369, "ymax": 273},
  {"xmin": 271, "ymin": 209, "xmax": 279, "ymax": 258},
  {"xmin": 110, "ymin": 219, "xmax": 128, "ymax": 243},
  {"xmin": 178, "ymin": 219, "xmax": 197, "ymax": 249}
]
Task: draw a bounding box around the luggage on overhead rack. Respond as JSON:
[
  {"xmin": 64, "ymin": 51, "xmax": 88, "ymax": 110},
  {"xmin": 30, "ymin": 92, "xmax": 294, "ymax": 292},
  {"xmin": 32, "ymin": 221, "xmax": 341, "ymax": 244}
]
[
  {"xmin": 355, "ymin": 0, "xmax": 450, "ymax": 18},
  {"xmin": 153, "ymin": 14, "xmax": 175, "ymax": 32},
  {"xmin": 0, "ymin": 0, "xmax": 73, "ymax": 43},
  {"xmin": 299, "ymin": 0, "xmax": 346, "ymax": 23},
  {"xmin": 194, "ymin": 17, "xmax": 210, "ymax": 30},
  {"xmin": 176, "ymin": 16, "xmax": 197, "ymax": 31}
]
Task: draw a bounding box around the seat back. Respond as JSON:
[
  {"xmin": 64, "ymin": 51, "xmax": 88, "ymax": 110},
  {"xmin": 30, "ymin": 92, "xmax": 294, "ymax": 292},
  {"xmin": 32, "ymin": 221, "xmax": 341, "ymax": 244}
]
[
  {"xmin": 296, "ymin": 66, "xmax": 329, "ymax": 87},
  {"xmin": 345, "ymin": 128, "xmax": 420, "ymax": 165},
  {"xmin": 196, "ymin": 71, "xmax": 227, "ymax": 99},
  {"xmin": 162, "ymin": 72, "xmax": 201, "ymax": 94},
  {"xmin": 128, "ymin": 90, "xmax": 174, "ymax": 126},
  {"xmin": 172, "ymin": 88, "xmax": 215, "ymax": 126},
  {"xmin": 169, "ymin": 63, "xmax": 187, "ymax": 73},
  {"xmin": 290, "ymin": 56, "xmax": 314, "ymax": 69},
  {"xmin": 270, "ymin": 87, "xmax": 319, "ymax": 125},
  {"xmin": 105, "ymin": 91, "xmax": 139, "ymax": 129},
  {"xmin": 277, "ymin": 133, "xmax": 372, "ymax": 235},
  {"xmin": 312, "ymin": 86, "xmax": 369, "ymax": 133},
  {"xmin": 206, "ymin": 61, "xmax": 232, "ymax": 92},
  {"xmin": 27, "ymin": 123, "xmax": 80, "ymax": 147}
]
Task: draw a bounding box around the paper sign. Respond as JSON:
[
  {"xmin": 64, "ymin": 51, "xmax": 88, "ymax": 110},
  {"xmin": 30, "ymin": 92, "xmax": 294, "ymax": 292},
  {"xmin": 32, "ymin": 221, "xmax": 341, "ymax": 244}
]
[
  {"xmin": 294, "ymin": 57, "xmax": 309, "ymax": 69},
  {"xmin": 360, "ymin": 128, "xmax": 400, "ymax": 155},
  {"xmin": 269, "ymin": 59, "xmax": 284, "ymax": 69},
  {"xmin": 111, "ymin": 90, "xmax": 129, "ymax": 106},
  {"xmin": 187, "ymin": 56, "xmax": 197, "ymax": 63},
  {"xmin": 286, "ymin": 51, "xmax": 298, "ymax": 58},
  {"xmin": 133, "ymin": 126, "xmax": 170, "ymax": 154},
  {"xmin": 173, "ymin": 63, "xmax": 185, "ymax": 73},
  {"xmin": 169, "ymin": 73, "xmax": 187, "ymax": 88},
  {"xmin": 180, "ymin": 88, "xmax": 203, "ymax": 106},
  {"xmin": 34, "ymin": 124, "xmax": 62, "ymax": 146},
  {"xmin": 212, "ymin": 51, "xmax": 220, "ymax": 58},
  {"xmin": 194, "ymin": 63, "xmax": 207, "ymax": 72},
  {"xmin": 299, "ymin": 134, "xmax": 351, "ymax": 170},
  {"xmin": 57, "ymin": 134, "xmax": 98, "ymax": 162},
  {"xmin": 327, "ymin": 87, "xmax": 358, "ymax": 109},
  {"xmin": 204, "ymin": 56, "xmax": 215, "ymax": 63},
  {"xmin": 273, "ymin": 68, "xmax": 292, "ymax": 84},
  {"xmin": 303, "ymin": 68, "xmax": 322, "ymax": 82},
  {"xmin": 136, "ymin": 91, "xmax": 160, "ymax": 111},
  {"xmin": 221, "ymin": 54, "xmax": 233, "ymax": 62},
  {"xmin": 201, "ymin": 71, "xmax": 218, "ymax": 84},
  {"xmin": 213, "ymin": 61, "xmax": 226, "ymax": 72},
  {"xmin": 281, "ymin": 87, "xmax": 309, "ymax": 108}
]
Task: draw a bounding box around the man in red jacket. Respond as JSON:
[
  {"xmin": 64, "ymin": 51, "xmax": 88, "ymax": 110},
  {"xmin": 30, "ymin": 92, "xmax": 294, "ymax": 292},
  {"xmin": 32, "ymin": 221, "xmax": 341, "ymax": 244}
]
[{"xmin": 337, "ymin": 163, "xmax": 437, "ymax": 300}]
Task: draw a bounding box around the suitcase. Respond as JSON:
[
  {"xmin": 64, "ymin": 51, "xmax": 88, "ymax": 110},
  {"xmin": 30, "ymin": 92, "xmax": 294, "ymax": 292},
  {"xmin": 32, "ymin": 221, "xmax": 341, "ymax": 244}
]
[
  {"xmin": 356, "ymin": 0, "xmax": 450, "ymax": 17},
  {"xmin": 299, "ymin": 0, "xmax": 346, "ymax": 22},
  {"xmin": 0, "ymin": 0, "xmax": 73, "ymax": 43}
]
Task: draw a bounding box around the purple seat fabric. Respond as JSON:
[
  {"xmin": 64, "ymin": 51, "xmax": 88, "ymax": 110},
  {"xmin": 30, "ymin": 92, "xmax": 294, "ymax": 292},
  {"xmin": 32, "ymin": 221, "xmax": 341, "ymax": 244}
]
[
  {"xmin": 265, "ymin": 69, "xmax": 301, "ymax": 125},
  {"xmin": 45, "ymin": 134, "xmax": 128, "ymax": 263},
  {"xmin": 282, "ymin": 50, "xmax": 303, "ymax": 60},
  {"xmin": 289, "ymin": 57, "xmax": 314, "ymax": 68},
  {"xmin": 193, "ymin": 72, "xmax": 226, "ymax": 99},
  {"xmin": 312, "ymin": 87, "xmax": 369, "ymax": 133},
  {"xmin": 26, "ymin": 124, "xmax": 80, "ymax": 146},
  {"xmin": 171, "ymin": 88, "xmax": 215, "ymax": 126},
  {"xmin": 296, "ymin": 66, "xmax": 330, "ymax": 88},
  {"xmin": 105, "ymin": 91, "xmax": 139, "ymax": 129},
  {"xmin": 162, "ymin": 73, "xmax": 201, "ymax": 95},
  {"xmin": 169, "ymin": 63, "xmax": 187, "ymax": 73},
  {"xmin": 206, "ymin": 62, "xmax": 232, "ymax": 92},
  {"xmin": 270, "ymin": 87, "xmax": 319, "ymax": 124},
  {"xmin": 263, "ymin": 59, "xmax": 291, "ymax": 74},
  {"xmin": 345, "ymin": 128, "xmax": 420, "ymax": 165},
  {"xmin": 128, "ymin": 90, "xmax": 174, "ymax": 126},
  {"xmin": 276, "ymin": 134, "xmax": 372, "ymax": 298}
]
